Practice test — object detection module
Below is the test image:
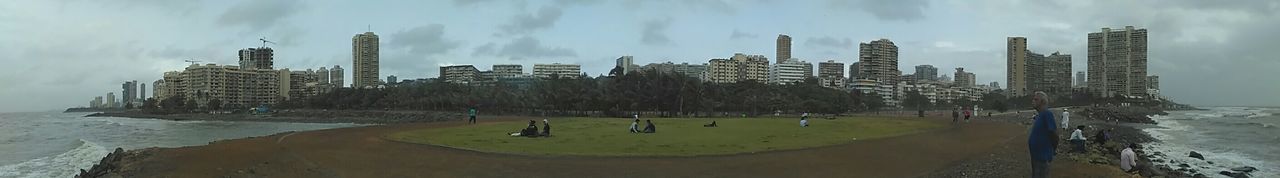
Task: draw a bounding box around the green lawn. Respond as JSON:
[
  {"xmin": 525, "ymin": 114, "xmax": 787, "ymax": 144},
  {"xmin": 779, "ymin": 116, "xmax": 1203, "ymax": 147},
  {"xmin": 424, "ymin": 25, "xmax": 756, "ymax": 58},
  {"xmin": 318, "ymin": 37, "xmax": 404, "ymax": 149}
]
[{"xmin": 386, "ymin": 117, "xmax": 943, "ymax": 157}]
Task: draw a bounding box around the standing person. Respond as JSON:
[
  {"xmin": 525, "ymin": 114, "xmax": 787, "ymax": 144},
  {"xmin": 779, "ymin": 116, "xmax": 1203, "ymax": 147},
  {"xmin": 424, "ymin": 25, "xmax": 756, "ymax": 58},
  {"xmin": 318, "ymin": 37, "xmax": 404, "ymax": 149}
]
[
  {"xmin": 1070, "ymin": 126, "xmax": 1087, "ymax": 153},
  {"xmin": 963, "ymin": 108, "xmax": 971, "ymax": 123},
  {"xmin": 1061, "ymin": 109, "xmax": 1071, "ymax": 130},
  {"xmin": 1028, "ymin": 91, "xmax": 1059, "ymax": 178},
  {"xmin": 1120, "ymin": 143, "xmax": 1139, "ymax": 172},
  {"xmin": 951, "ymin": 107, "xmax": 960, "ymax": 123},
  {"xmin": 468, "ymin": 107, "xmax": 477, "ymax": 124}
]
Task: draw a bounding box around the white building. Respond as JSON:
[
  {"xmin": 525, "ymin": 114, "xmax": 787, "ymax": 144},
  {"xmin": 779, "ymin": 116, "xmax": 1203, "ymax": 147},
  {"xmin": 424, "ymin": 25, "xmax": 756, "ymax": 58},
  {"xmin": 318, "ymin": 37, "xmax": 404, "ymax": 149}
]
[
  {"xmin": 533, "ymin": 63, "xmax": 582, "ymax": 79},
  {"xmin": 768, "ymin": 60, "xmax": 811, "ymax": 85}
]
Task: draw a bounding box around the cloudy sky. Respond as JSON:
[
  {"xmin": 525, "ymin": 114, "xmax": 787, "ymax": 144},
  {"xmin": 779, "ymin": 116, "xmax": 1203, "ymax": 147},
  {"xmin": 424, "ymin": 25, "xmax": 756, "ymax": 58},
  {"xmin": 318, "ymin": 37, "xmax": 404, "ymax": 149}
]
[{"xmin": 1, "ymin": 0, "xmax": 1277, "ymax": 112}]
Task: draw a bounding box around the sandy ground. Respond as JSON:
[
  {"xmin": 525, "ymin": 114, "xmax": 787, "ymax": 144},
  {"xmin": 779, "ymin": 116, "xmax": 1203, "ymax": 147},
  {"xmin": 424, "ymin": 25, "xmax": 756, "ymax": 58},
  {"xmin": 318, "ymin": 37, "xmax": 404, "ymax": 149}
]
[{"xmin": 103, "ymin": 115, "xmax": 1129, "ymax": 178}]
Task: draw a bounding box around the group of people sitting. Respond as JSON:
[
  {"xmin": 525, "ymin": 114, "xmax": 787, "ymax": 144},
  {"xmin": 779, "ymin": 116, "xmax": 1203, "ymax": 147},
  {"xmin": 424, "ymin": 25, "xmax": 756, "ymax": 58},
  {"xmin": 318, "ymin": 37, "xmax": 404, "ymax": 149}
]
[
  {"xmin": 629, "ymin": 119, "xmax": 656, "ymax": 133},
  {"xmin": 510, "ymin": 119, "xmax": 551, "ymax": 137}
]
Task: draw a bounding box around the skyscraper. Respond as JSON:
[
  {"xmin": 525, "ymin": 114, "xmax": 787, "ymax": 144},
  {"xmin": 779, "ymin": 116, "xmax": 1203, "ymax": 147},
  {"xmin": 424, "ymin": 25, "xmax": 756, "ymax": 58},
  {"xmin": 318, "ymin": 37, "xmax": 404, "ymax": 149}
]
[
  {"xmin": 1088, "ymin": 26, "xmax": 1148, "ymax": 97},
  {"xmin": 238, "ymin": 47, "xmax": 274, "ymax": 70},
  {"xmin": 330, "ymin": 65, "xmax": 344, "ymax": 88},
  {"xmin": 858, "ymin": 39, "xmax": 900, "ymax": 83},
  {"xmin": 777, "ymin": 34, "xmax": 791, "ymax": 63},
  {"xmin": 140, "ymin": 83, "xmax": 146, "ymax": 101},
  {"xmin": 1075, "ymin": 71, "xmax": 1086, "ymax": 88},
  {"xmin": 849, "ymin": 62, "xmax": 860, "ymax": 79},
  {"xmin": 1007, "ymin": 37, "xmax": 1029, "ymax": 96},
  {"xmin": 914, "ymin": 65, "xmax": 938, "ymax": 82},
  {"xmin": 352, "ymin": 31, "xmax": 380, "ymax": 88},
  {"xmin": 1040, "ymin": 52, "xmax": 1073, "ymax": 94},
  {"xmin": 106, "ymin": 92, "xmax": 116, "ymax": 108},
  {"xmin": 121, "ymin": 80, "xmax": 137, "ymax": 107}
]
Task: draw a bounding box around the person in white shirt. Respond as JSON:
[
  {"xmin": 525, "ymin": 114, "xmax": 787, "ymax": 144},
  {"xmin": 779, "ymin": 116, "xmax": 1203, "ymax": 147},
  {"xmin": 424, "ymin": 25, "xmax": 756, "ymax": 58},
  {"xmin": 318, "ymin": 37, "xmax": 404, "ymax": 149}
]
[
  {"xmin": 800, "ymin": 117, "xmax": 809, "ymax": 127},
  {"xmin": 1120, "ymin": 143, "xmax": 1139, "ymax": 172},
  {"xmin": 1061, "ymin": 109, "xmax": 1071, "ymax": 130},
  {"xmin": 628, "ymin": 119, "xmax": 640, "ymax": 133},
  {"xmin": 1070, "ymin": 125, "xmax": 1087, "ymax": 153}
]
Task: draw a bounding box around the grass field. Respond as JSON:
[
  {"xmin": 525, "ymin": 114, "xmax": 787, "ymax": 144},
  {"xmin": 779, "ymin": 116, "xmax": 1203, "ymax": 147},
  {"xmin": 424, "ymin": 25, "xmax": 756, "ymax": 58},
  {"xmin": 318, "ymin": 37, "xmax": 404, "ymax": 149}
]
[{"xmin": 386, "ymin": 117, "xmax": 943, "ymax": 157}]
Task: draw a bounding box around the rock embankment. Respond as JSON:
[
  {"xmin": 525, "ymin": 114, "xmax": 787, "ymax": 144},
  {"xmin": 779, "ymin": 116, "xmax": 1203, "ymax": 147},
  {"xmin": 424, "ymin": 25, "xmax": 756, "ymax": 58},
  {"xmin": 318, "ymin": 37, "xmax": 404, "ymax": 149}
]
[
  {"xmin": 75, "ymin": 148, "xmax": 155, "ymax": 178},
  {"xmin": 1080, "ymin": 106, "xmax": 1167, "ymax": 124}
]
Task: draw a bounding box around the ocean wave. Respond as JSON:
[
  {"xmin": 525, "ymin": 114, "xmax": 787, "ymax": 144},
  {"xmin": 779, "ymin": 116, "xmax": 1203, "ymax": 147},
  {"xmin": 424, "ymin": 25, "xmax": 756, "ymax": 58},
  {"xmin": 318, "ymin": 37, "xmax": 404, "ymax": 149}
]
[
  {"xmin": 1143, "ymin": 142, "xmax": 1277, "ymax": 178},
  {"xmin": 0, "ymin": 139, "xmax": 110, "ymax": 178}
]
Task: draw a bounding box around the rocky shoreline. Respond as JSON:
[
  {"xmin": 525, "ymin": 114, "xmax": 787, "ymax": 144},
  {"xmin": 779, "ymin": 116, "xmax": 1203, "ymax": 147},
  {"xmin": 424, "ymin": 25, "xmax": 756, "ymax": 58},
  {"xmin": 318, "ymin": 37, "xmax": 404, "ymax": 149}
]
[
  {"xmin": 1073, "ymin": 106, "xmax": 1258, "ymax": 178},
  {"xmin": 85, "ymin": 109, "xmax": 465, "ymax": 124}
]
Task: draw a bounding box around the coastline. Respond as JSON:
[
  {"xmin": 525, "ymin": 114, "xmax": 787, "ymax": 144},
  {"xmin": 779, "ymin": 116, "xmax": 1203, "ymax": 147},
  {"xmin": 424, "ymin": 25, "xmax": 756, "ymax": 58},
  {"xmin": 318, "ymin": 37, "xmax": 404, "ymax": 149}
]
[{"xmin": 84, "ymin": 110, "xmax": 465, "ymax": 124}]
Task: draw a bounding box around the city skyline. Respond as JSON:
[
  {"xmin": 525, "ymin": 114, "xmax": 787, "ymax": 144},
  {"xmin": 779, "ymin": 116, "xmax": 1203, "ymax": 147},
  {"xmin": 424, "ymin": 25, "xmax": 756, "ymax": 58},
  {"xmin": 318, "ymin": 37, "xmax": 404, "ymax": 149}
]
[{"xmin": 2, "ymin": 0, "xmax": 1280, "ymax": 112}]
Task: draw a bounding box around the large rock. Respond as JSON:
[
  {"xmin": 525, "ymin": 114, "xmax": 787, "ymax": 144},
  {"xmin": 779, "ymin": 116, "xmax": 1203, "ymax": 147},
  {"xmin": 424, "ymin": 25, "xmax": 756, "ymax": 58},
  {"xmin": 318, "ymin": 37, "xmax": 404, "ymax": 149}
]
[
  {"xmin": 1231, "ymin": 166, "xmax": 1258, "ymax": 173},
  {"xmin": 1219, "ymin": 171, "xmax": 1250, "ymax": 178},
  {"xmin": 1189, "ymin": 151, "xmax": 1205, "ymax": 160}
]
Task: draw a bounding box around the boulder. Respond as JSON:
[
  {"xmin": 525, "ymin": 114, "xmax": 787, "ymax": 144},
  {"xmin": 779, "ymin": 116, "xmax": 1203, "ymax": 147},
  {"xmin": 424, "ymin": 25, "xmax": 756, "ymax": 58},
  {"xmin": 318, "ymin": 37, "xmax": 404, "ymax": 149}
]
[
  {"xmin": 1219, "ymin": 171, "xmax": 1250, "ymax": 178},
  {"xmin": 1231, "ymin": 166, "xmax": 1258, "ymax": 173},
  {"xmin": 1189, "ymin": 151, "xmax": 1205, "ymax": 160}
]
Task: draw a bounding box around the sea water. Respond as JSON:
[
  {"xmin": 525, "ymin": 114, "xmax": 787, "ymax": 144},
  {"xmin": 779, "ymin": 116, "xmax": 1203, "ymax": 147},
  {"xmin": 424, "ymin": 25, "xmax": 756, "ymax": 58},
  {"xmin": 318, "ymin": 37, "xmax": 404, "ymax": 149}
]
[
  {"xmin": 0, "ymin": 112, "xmax": 363, "ymax": 178},
  {"xmin": 1144, "ymin": 107, "xmax": 1279, "ymax": 177}
]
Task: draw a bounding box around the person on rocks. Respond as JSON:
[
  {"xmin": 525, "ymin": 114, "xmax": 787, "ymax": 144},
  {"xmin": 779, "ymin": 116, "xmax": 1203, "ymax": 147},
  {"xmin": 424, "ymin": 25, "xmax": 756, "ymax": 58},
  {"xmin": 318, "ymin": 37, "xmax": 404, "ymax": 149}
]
[
  {"xmin": 1070, "ymin": 125, "xmax": 1087, "ymax": 153},
  {"xmin": 1120, "ymin": 143, "xmax": 1139, "ymax": 172},
  {"xmin": 1027, "ymin": 91, "xmax": 1059, "ymax": 178},
  {"xmin": 642, "ymin": 120, "xmax": 656, "ymax": 133}
]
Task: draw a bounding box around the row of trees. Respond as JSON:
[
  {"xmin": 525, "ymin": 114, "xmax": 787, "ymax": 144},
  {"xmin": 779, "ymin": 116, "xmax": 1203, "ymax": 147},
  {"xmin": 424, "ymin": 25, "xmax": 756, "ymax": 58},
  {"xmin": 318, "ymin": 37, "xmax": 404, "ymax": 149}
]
[{"xmin": 276, "ymin": 68, "xmax": 889, "ymax": 117}]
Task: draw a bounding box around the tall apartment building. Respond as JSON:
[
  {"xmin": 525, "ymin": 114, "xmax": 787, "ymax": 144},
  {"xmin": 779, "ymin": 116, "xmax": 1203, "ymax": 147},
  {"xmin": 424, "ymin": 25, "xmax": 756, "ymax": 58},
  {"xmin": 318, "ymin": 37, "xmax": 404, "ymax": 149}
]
[
  {"xmin": 90, "ymin": 96, "xmax": 103, "ymax": 108},
  {"xmin": 440, "ymin": 65, "xmax": 481, "ymax": 84},
  {"xmin": 707, "ymin": 53, "xmax": 769, "ymax": 83},
  {"xmin": 849, "ymin": 62, "xmax": 861, "ymax": 79},
  {"xmin": 533, "ymin": 63, "xmax": 582, "ymax": 79},
  {"xmin": 954, "ymin": 68, "xmax": 975, "ymax": 87},
  {"xmin": 121, "ymin": 80, "xmax": 137, "ymax": 106},
  {"xmin": 152, "ymin": 80, "xmax": 163, "ymax": 102},
  {"xmin": 352, "ymin": 31, "xmax": 380, "ymax": 88},
  {"xmin": 317, "ymin": 67, "xmax": 330, "ymax": 84},
  {"xmin": 1007, "ymin": 37, "xmax": 1029, "ymax": 96},
  {"xmin": 1147, "ymin": 75, "xmax": 1159, "ymax": 91},
  {"xmin": 330, "ymin": 65, "xmax": 344, "ymax": 88},
  {"xmin": 238, "ymin": 47, "xmax": 274, "ymax": 70},
  {"xmin": 106, "ymin": 92, "xmax": 116, "ymax": 108},
  {"xmin": 818, "ymin": 60, "xmax": 845, "ymax": 79},
  {"xmin": 768, "ymin": 60, "xmax": 811, "ymax": 85},
  {"xmin": 914, "ymin": 65, "xmax": 938, "ymax": 82},
  {"xmin": 154, "ymin": 71, "xmax": 184, "ymax": 101},
  {"xmin": 1088, "ymin": 26, "xmax": 1148, "ymax": 98},
  {"xmin": 859, "ymin": 39, "xmax": 900, "ymax": 84},
  {"xmin": 492, "ymin": 64, "xmax": 524, "ymax": 78},
  {"xmin": 616, "ymin": 56, "xmax": 635, "ymax": 75},
  {"xmin": 777, "ymin": 34, "xmax": 791, "ymax": 63},
  {"xmin": 178, "ymin": 64, "xmax": 280, "ymax": 108},
  {"xmin": 1075, "ymin": 71, "xmax": 1086, "ymax": 88},
  {"xmin": 140, "ymin": 83, "xmax": 146, "ymax": 101},
  {"xmin": 279, "ymin": 69, "xmax": 324, "ymax": 100},
  {"xmin": 1038, "ymin": 52, "xmax": 1073, "ymax": 94}
]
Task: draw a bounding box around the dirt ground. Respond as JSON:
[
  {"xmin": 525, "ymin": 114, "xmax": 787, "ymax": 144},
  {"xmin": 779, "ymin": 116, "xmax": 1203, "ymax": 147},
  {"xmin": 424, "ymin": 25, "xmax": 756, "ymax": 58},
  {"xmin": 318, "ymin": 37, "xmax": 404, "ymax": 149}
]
[{"xmin": 107, "ymin": 115, "xmax": 1128, "ymax": 178}]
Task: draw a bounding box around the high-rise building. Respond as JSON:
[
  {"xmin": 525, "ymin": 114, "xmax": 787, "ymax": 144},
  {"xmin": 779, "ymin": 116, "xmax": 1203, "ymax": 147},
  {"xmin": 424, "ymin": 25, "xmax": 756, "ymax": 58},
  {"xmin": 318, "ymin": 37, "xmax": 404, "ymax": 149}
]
[
  {"xmin": 616, "ymin": 56, "xmax": 634, "ymax": 75},
  {"xmin": 152, "ymin": 79, "xmax": 163, "ymax": 102},
  {"xmin": 1147, "ymin": 75, "xmax": 1159, "ymax": 91},
  {"xmin": 352, "ymin": 31, "xmax": 380, "ymax": 88},
  {"xmin": 238, "ymin": 47, "xmax": 274, "ymax": 70},
  {"xmin": 818, "ymin": 60, "xmax": 845, "ymax": 79},
  {"xmin": 1039, "ymin": 52, "xmax": 1073, "ymax": 94},
  {"xmin": 1088, "ymin": 26, "xmax": 1148, "ymax": 98},
  {"xmin": 859, "ymin": 39, "xmax": 900, "ymax": 83},
  {"xmin": 914, "ymin": 65, "xmax": 938, "ymax": 82},
  {"xmin": 121, "ymin": 80, "xmax": 137, "ymax": 107},
  {"xmin": 106, "ymin": 92, "xmax": 116, "ymax": 108},
  {"xmin": 954, "ymin": 68, "xmax": 975, "ymax": 87},
  {"xmin": 707, "ymin": 53, "xmax": 769, "ymax": 83},
  {"xmin": 317, "ymin": 67, "xmax": 330, "ymax": 84},
  {"xmin": 330, "ymin": 65, "xmax": 344, "ymax": 88},
  {"xmin": 90, "ymin": 96, "xmax": 103, "ymax": 108},
  {"xmin": 990, "ymin": 82, "xmax": 1000, "ymax": 89},
  {"xmin": 493, "ymin": 64, "xmax": 523, "ymax": 78},
  {"xmin": 777, "ymin": 34, "xmax": 791, "ymax": 63},
  {"xmin": 154, "ymin": 71, "xmax": 183, "ymax": 101},
  {"xmin": 769, "ymin": 60, "xmax": 811, "ymax": 85},
  {"xmin": 440, "ymin": 65, "xmax": 481, "ymax": 84},
  {"xmin": 140, "ymin": 83, "xmax": 147, "ymax": 101},
  {"xmin": 1007, "ymin": 37, "xmax": 1029, "ymax": 96},
  {"xmin": 849, "ymin": 62, "xmax": 861, "ymax": 79},
  {"xmin": 180, "ymin": 64, "xmax": 281, "ymax": 108},
  {"xmin": 1075, "ymin": 71, "xmax": 1086, "ymax": 88},
  {"xmin": 533, "ymin": 63, "xmax": 582, "ymax": 79}
]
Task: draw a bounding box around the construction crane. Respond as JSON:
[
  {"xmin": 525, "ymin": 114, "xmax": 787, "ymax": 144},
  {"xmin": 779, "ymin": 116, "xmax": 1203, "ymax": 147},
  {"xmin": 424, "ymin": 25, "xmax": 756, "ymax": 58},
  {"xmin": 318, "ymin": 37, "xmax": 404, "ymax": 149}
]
[
  {"xmin": 259, "ymin": 37, "xmax": 277, "ymax": 48},
  {"xmin": 184, "ymin": 59, "xmax": 202, "ymax": 65}
]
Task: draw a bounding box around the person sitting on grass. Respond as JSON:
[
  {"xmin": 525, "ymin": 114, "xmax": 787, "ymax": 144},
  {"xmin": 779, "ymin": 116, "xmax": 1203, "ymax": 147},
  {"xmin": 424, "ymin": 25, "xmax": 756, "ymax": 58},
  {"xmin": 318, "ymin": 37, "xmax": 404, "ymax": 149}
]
[
  {"xmin": 703, "ymin": 121, "xmax": 717, "ymax": 127},
  {"xmin": 642, "ymin": 120, "xmax": 656, "ymax": 133},
  {"xmin": 629, "ymin": 119, "xmax": 641, "ymax": 133},
  {"xmin": 800, "ymin": 117, "xmax": 809, "ymax": 127},
  {"xmin": 540, "ymin": 119, "xmax": 551, "ymax": 137},
  {"xmin": 510, "ymin": 120, "xmax": 539, "ymax": 137}
]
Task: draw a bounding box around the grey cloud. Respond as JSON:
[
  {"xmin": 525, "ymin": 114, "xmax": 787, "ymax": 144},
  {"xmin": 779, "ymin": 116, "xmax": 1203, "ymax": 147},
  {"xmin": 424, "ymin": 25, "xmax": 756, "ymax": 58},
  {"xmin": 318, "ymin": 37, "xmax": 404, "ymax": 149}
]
[
  {"xmin": 472, "ymin": 36, "xmax": 577, "ymax": 60},
  {"xmin": 390, "ymin": 24, "xmax": 461, "ymax": 56},
  {"xmin": 805, "ymin": 36, "xmax": 853, "ymax": 49},
  {"xmin": 499, "ymin": 6, "xmax": 563, "ymax": 35},
  {"xmin": 730, "ymin": 29, "xmax": 758, "ymax": 39},
  {"xmin": 830, "ymin": 0, "xmax": 929, "ymax": 22},
  {"xmin": 452, "ymin": 0, "xmax": 496, "ymax": 6},
  {"xmin": 641, "ymin": 18, "xmax": 672, "ymax": 45},
  {"xmin": 216, "ymin": 0, "xmax": 304, "ymax": 31}
]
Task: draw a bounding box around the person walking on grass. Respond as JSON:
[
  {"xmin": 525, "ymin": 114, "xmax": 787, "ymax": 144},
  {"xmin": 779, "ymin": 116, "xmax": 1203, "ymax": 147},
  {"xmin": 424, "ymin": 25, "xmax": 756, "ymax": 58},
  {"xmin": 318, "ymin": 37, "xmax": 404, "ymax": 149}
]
[
  {"xmin": 1061, "ymin": 109, "xmax": 1071, "ymax": 130},
  {"xmin": 1028, "ymin": 91, "xmax": 1059, "ymax": 178},
  {"xmin": 963, "ymin": 108, "xmax": 971, "ymax": 123},
  {"xmin": 468, "ymin": 107, "xmax": 478, "ymax": 124}
]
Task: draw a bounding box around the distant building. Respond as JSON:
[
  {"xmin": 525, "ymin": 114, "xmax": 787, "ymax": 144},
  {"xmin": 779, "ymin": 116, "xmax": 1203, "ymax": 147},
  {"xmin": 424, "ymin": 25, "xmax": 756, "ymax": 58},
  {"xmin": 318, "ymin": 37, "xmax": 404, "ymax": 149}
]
[
  {"xmin": 121, "ymin": 80, "xmax": 138, "ymax": 107},
  {"xmin": 1147, "ymin": 75, "xmax": 1159, "ymax": 90},
  {"xmin": 330, "ymin": 65, "xmax": 344, "ymax": 88},
  {"xmin": 238, "ymin": 47, "xmax": 274, "ymax": 70},
  {"xmin": 1088, "ymin": 26, "xmax": 1148, "ymax": 98},
  {"xmin": 707, "ymin": 53, "xmax": 768, "ymax": 83},
  {"xmin": 533, "ymin": 63, "xmax": 582, "ymax": 79},
  {"xmin": 990, "ymin": 82, "xmax": 1000, "ymax": 89},
  {"xmin": 769, "ymin": 60, "xmax": 811, "ymax": 85},
  {"xmin": 777, "ymin": 34, "xmax": 791, "ymax": 63},
  {"xmin": 640, "ymin": 62, "xmax": 707, "ymax": 78},
  {"xmin": 914, "ymin": 65, "xmax": 938, "ymax": 82},
  {"xmin": 1039, "ymin": 52, "xmax": 1073, "ymax": 94},
  {"xmin": 859, "ymin": 39, "xmax": 900, "ymax": 84},
  {"xmin": 849, "ymin": 62, "xmax": 861, "ymax": 79},
  {"xmin": 818, "ymin": 60, "xmax": 845, "ymax": 79},
  {"xmin": 352, "ymin": 31, "xmax": 380, "ymax": 88},
  {"xmin": 180, "ymin": 64, "xmax": 281, "ymax": 108},
  {"xmin": 1075, "ymin": 71, "xmax": 1086, "ymax": 88},
  {"xmin": 953, "ymin": 68, "xmax": 975, "ymax": 87},
  {"xmin": 317, "ymin": 67, "xmax": 330, "ymax": 84},
  {"xmin": 440, "ymin": 65, "xmax": 481, "ymax": 84},
  {"xmin": 387, "ymin": 75, "xmax": 397, "ymax": 85},
  {"xmin": 493, "ymin": 64, "xmax": 524, "ymax": 78},
  {"xmin": 1010, "ymin": 37, "xmax": 1073, "ymax": 95},
  {"xmin": 616, "ymin": 56, "xmax": 635, "ymax": 74},
  {"xmin": 106, "ymin": 92, "xmax": 116, "ymax": 108},
  {"xmin": 1007, "ymin": 37, "xmax": 1029, "ymax": 96},
  {"xmin": 140, "ymin": 83, "xmax": 147, "ymax": 101}
]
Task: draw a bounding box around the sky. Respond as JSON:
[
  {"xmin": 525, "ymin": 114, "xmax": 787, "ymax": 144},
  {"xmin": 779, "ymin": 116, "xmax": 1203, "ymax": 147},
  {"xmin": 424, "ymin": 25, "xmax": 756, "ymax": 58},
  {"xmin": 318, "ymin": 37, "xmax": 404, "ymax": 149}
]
[{"xmin": 1, "ymin": 0, "xmax": 1278, "ymax": 112}]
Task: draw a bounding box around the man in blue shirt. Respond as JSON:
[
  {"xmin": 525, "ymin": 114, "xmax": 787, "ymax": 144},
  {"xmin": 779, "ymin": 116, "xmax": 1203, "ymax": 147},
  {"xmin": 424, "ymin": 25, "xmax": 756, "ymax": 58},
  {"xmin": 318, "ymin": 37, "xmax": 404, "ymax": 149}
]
[{"xmin": 1028, "ymin": 91, "xmax": 1059, "ymax": 178}]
